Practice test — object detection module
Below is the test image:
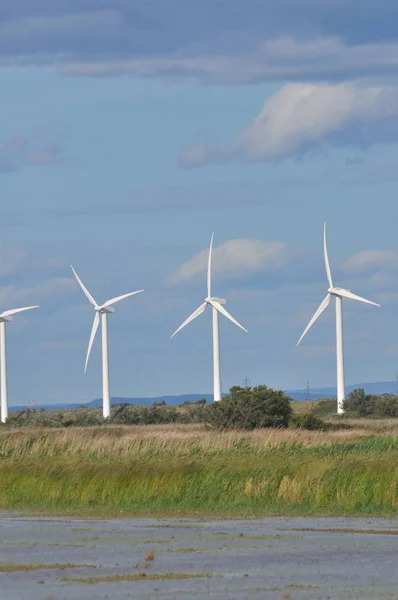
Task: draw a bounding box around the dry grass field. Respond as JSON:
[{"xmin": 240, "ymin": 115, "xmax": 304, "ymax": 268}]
[{"xmin": 0, "ymin": 416, "xmax": 397, "ymax": 516}]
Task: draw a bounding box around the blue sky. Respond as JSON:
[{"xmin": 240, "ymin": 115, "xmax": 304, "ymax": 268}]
[{"xmin": 2, "ymin": 1, "xmax": 398, "ymax": 405}]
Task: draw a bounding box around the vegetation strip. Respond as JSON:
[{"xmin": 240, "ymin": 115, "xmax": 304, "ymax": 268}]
[
  {"xmin": 1, "ymin": 417, "xmax": 398, "ymax": 517},
  {"xmin": 287, "ymin": 528, "xmax": 398, "ymax": 535},
  {"xmin": 0, "ymin": 563, "xmax": 95, "ymax": 572},
  {"xmin": 62, "ymin": 572, "xmax": 214, "ymax": 584}
]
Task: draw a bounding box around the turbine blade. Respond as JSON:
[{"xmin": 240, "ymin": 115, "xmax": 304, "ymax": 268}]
[
  {"xmin": 209, "ymin": 300, "xmax": 248, "ymax": 333},
  {"xmin": 336, "ymin": 288, "xmax": 380, "ymax": 307},
  {"xmin": 0, "ymin": 306, "xmax": 39, "ymax": 318},
  {"xmin": 101, "ymin": 290, "xmax": 144, "ymax": 309},
  {"xmin": 71, "ymin": 265, "xmax": 97, "ymax": 307},
  {"xmin": 324, "ymin": 223, "xmax": 333, "ymax": 289},
  {"xmin": 207, "ymin": 232, "xmax": 214, "ymax": 298},
  {"xmin": 297, "ymin": 294, "xmax": 331, "ymax": 346},
  {"xmin": 84, "ymin": 312, "xmax": 100, "ymax": 373},
  {"xmin": 170, "ymin": 302, "xmax": 207, "ymax": 339}
]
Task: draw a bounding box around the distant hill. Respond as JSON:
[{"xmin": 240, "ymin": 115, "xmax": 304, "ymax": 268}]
[
  {"xmin": 84, "ymin": 394, "xmax": 213, "ymax": 409},
  {"xmin": 8, "ymin": 382, "xmax": 398, "ymax": 412},
  {"xmin": 9, "ymin": 394, "xmax": 213, "ymax": 413},
  {"xmin": 287, "ymin": 381, "xmax": 398, "ymax": 400}
]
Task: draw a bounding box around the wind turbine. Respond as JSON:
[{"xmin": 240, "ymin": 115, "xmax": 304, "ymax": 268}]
[
  {"xmin": 171, "ymin": 233, "xmax": 247, "ymax": 402},
  {"xmin": 0, "ymin": 306, "xmax": 39, "ymax": 423},
  {"xmin": 297, "ymin": 224, "xmax": 380, "ymax": 415},
  {"xmin": 71, "ymin": 266, "xmax": 143, "ymax": 419}
]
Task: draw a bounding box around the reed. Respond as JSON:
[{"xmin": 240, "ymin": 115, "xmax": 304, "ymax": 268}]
[{"xmin": 0, "ymin": 424, "xmax": 397, "ymax": 516}]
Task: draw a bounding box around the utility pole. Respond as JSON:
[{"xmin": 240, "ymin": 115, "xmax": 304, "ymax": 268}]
[
  {"xmin": 243, "ymin": 376, "xmax": 251, "ymax": 388},
  {"xmin": 306, "ymin": 380, "xmax": 310, "ymax": 401}
]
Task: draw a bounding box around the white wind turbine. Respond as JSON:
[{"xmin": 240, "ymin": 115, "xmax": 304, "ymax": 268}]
[
  {"xmin": 171, "ymin": 233, "xmax": 247, "ymax": 402},
  {"xmin": 297, "ymin": 224, "xmax": 380, "ymax": 415},
  {"xmin": 71, "ymin": 266, "xmax": 143, "ymax": 419},
  {"xmin": 0, "ymin": 305, "xmax": 39, "ymax": 423}
]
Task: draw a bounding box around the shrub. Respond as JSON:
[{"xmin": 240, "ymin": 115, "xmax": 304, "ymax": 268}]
[
  {"xmin": 205, "ymin": 385, "xmax": 293, "ymax": 430},
  {"xmin": 110, "ymin": 404, "xmax": 179, "ymax": 425},
  {"xmin": 179, "ymin": 403, "xmax": 208, "ymax": 424},
  {"xmin": 374, "ymin": 395, "xmax": 398, "ymax": 418},
  {"xmin": 72, "ymin": 410, "xmax": 103, "ymax": 427},
  {"xmin": 343, "ymin": 388, "xmax": 376, "ymax": 417},
  {"xmin": 290, "ymin": 413, "xmax": 329, "ymax": 431},
  {"xmin": 342, "ymin": 389, "xmax": 398, "ymax": 418},
  {"xmin": 309, "ymin": 399, "xmax": 338, "ymax": 417}
]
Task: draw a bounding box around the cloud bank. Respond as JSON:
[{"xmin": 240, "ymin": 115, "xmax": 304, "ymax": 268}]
[
  {"xmin": 168, "ymin": 239, "xmax": 289, "ymax": 286},
  {"xmin": 62, "ymin": 37, "xmax": 398, "ymax": 85},
  {"xmin": 1, "ymin": 2, "xmax": 398, "ymax": 85},
  {"xmin": 344, "ymin": 250, "xmax": 398, "ymax": 273},
  {"xmin": 180, "ymin": 83, "xmax": 398, "ymax": 166}
]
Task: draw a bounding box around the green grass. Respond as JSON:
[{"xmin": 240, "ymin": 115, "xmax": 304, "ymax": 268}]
[{"xmin": 0, "ymin": 425, "xmax": 397, "ymax": 516}]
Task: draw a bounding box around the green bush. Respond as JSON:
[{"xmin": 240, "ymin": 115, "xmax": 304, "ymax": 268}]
[
  {"xmin": 374, "ymin": 395, "xmax": 398, "ymax": 418},
  {"xmin": 205, "ymin": 385, "xmax": 293, "ymax": 430},
  {"xmin": 343, "ymin": 388, "xmax": 376, "ymax": 417},
  {"xmin": 310, "ymin": 399, "xmax": 338, "ymax": 417},
  {"xmin": 290, "ymin": 413, "xmax": 329, "ymax": 431},
  {"xmin": 109, "ymin": 404, "xmax": 180, "ymax": 425},
  {"xmin": 4, "ymin": 409, "xmax": 67, "ymax": 428},
  {"xmin": 343, "ymin": 389, "xmax": 398, "ymax": 418}
]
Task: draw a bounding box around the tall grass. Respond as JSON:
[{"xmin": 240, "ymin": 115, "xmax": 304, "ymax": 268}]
[{"xmin": 0, "ymin": 424, "xmax": 397, "ymax": 516}]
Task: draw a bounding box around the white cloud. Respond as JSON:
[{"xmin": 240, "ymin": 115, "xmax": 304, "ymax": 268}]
[
  {"xmin": 168, "ymin": 239, "xmax": 289, "ymax": 286},
  {"xmin": 180, "ymin": 82, "xmax": 398, "ymax": 166},
  {"xmin": 343, "ymin": 250, "xmax": 398, "ymax": 272}
]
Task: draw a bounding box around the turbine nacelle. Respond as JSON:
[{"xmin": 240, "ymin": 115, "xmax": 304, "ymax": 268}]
[
  {"xmin": 328, "ymin": 287, "xmax": 349, "ymax": 296},
  {"xmin": 205, "ymin": 297, "xmax": 226, "ymax": 305},
  {"xmin": 0, "ymin": 306, "xmax": 39, "ymax": 324},
  {"xmin": 95, "ymin": 306, "xmax": 115, "ymax": 314}
]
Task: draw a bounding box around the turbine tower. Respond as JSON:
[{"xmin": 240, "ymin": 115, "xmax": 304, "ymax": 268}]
[
  {"xmin": 71, "ymin": 266, "xmax": 143, "ymax": 419},
  {"xmin": 171, "ymin": 233, "xmax": 247, "ymax": 402},
  {"xmin": 0, "ymin": 306, "xmax": 39, "ymax": 423},
  {"xmin": 297, "ymin": 224, "xmax": 380, "ymax": 414}
]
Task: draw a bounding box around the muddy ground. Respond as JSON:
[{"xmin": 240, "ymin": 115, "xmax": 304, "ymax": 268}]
[{"xmin": 0, "ymin": 513, "xmax": 397, "ymax": 599}]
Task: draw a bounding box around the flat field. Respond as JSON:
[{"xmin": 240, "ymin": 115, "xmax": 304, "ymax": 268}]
[{"xmin": 0, "ymin": 420, "xmax": 398, "ymax": 516}]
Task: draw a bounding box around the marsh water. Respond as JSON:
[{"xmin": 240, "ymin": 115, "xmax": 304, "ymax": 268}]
[{"xmin": 0, "ymin": 513, "xmax": 397, "ymax": 599}]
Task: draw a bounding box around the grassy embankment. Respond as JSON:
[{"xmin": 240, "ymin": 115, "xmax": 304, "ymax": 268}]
[{"xmin": 1, "ymin": 413, "xmax": 398, "ymax": 517}]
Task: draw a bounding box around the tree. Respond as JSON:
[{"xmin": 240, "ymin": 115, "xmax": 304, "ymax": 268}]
[
  {"xmin": 205, "ymin": 385, "xmax": 293, "ymax": 430},
  {"xmin": 343, "ymin": 388, "xmax": 376, "ymax": 416}
]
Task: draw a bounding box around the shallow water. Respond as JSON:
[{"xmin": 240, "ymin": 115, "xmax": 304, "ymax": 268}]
[{"xmin": 0, "ymin": 513, "xmax": 397, "ymax": 599}]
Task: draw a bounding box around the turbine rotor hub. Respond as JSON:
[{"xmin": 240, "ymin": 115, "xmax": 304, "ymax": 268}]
[
  {"xmin": 209, "ymin": 297, "xmax": 227, "ymax": 305},
  {"xmin": 329, "ymin": 287, "xmax": 350, "ymax": 296},
  {"xmin": 95, "ymin": 307, "xmax": 115, "ymax": 314}
]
